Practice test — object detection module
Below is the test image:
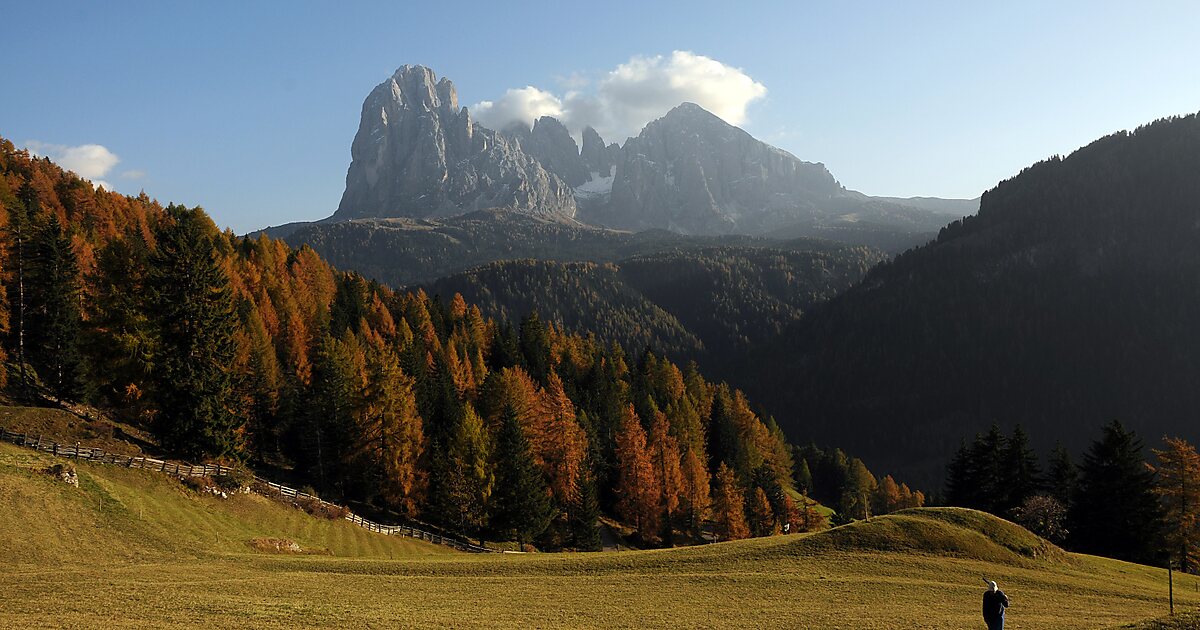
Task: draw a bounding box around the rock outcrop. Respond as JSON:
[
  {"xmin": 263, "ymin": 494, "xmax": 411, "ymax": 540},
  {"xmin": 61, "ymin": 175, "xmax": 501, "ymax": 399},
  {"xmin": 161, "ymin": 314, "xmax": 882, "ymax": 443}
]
[
  {"xmin": 580, "ymin": 126, "xmax": 618, "ymax": 177},
  {"xmin": 505, "ymin": 117, "xmax": 591, "ymax": 187},
  {"xmin": 333, "ymin": 65, "xmax": 577, "ymax": 222}
]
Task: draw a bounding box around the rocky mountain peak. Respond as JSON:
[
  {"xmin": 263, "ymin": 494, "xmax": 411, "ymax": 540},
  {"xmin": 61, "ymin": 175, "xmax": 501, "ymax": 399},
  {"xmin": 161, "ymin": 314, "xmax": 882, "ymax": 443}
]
[
  {"xmin": 597, "ymin": 102, "xmax": 844, "ymax": 234},
  {"xmin": 333, "ymin": 66, "xmax": 577, "ymax": 222}
]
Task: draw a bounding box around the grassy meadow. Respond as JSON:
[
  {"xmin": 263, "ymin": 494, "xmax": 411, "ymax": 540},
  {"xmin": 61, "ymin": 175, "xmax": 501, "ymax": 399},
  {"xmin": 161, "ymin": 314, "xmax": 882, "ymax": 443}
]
[{"xmin": 2, "ymin": 440, "xmax": 1197, "ymax": 629}]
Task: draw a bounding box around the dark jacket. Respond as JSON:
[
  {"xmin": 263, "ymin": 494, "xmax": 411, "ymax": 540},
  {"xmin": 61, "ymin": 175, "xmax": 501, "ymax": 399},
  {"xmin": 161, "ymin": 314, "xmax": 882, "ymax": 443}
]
[{"xmin": 982, "ymin": 589, "xmax": 1009, "ymax": 621}]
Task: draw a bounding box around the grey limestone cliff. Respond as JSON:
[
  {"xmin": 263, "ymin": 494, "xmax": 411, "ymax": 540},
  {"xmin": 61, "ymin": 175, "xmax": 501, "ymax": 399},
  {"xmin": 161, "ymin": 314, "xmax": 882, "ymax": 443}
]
[{"xmin": 333, "ymin": 65, "xmax": 577, "ymax": 221}]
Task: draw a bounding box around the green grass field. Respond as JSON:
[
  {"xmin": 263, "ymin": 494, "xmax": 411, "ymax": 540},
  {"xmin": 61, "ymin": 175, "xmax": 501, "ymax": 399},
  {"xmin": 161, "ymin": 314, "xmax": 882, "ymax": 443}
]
[{"xmin": 2, "ymin": 441, "xmax": 1197, "ymax": 629}]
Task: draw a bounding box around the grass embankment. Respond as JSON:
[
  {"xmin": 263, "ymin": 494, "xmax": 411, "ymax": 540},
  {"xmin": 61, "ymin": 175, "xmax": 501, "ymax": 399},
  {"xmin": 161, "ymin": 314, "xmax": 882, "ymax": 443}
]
[
  {"xmin": 0, "ymin": 441, "xmax": 448, "ymax": 564},
  {"xmin": 2, "ymin": 441, "xmax": 1197, "ymax": 628},
  {"xmin": 0, "ymin": 405, "xmax": 151, "ymax": 455}
]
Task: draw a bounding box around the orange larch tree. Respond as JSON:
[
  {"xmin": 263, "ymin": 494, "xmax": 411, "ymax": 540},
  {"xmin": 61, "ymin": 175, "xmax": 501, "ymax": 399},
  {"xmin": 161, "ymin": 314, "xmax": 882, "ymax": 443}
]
[{"xmin": 614, "ymin": 404, "xmax": 661, "ymax": 539}]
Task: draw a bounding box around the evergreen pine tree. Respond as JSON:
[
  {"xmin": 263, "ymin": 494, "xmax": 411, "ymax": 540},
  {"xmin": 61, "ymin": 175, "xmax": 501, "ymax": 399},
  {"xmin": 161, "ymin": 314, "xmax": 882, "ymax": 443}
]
[
  {"xmin": 944, "ymin": 439, "xmax": 974, "ymax": 507},
  {"xmin": 82, "ymin": 235, "xmax": 155, "ymax": 414},
  {"xmin": 27, "ymin": 214, "xmax": 84, "ymax": 400},
  {"xmin": 973, "ymin": 424, "xmax": 1007, "ymax": 513},
  {"xmin": 147, "ymin": 206, "xmax": 240, "ymax": 459},
  {"xmin": 490, "ymin": 406, "xmax": 553, "ymax": 547},
  {"xmin": 1069, "ymin": 420, "xmax": 1163, "ymax": 564},
  {"xmin": 1000, "ymin": 425, "xmax": 1042, "ymax": 515},
  {"xmin": 518, "ymin": 311, "xmax": 551, "ymax": 382},
  {"xmin": 569, "ymin": 466, "xmax": 602, "ymax": 551},
  {"xmin": 1047, "ymin": 443, "xmax": 1077, "ymax": 508},
  {"xmin": 794, "ymin": 456, "xmax": 813, "ymax": 496},
  {"xmin": 8, "ymin": 183, "xmax": 37, "ymax": 395},
  {"xmin": 300, "ymin": 332, "xmax": 360, "ymax": 495}
]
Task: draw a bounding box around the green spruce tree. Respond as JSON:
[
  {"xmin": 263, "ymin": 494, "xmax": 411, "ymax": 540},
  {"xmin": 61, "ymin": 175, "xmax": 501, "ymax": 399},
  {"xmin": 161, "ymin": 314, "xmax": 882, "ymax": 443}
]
[
  {"xmin": 1046, "ymin": 443, "xmax": 1077, "ymax": 508},
  {"xmin": 81, "ymin": 234, "xmax": 155, "ymax": 414},
  {"xmin": 489, "ymin": 406, "xmax": 553, "ymax": 547},
  {"xmin": 1000, "ymin": 425, "xmax": 1042, "ymax": 515},
  {"xmin": 570, "ymin": 466, "xmax": 602, "ymax": 551},
  {"xmin": 1069, "ymin": 420, "xmax": 1163, "ymax": 564},
  {"xmin": 27, "ymin": 214, "xmax": 84, "ymax": 400},
  {"xmin": 148, "ymin": 205, "xmax": 240, "ymax": 459}
]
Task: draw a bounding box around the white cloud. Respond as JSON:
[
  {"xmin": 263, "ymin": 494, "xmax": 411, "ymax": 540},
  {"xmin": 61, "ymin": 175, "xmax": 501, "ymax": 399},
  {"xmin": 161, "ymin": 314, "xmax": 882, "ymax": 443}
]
[
  {"xmin": 120, "ymin": 169, "xmax": 146, "ymax": 180},
  {"xmin": 24, "ymin": 141, "xmax": 123, "ymax": 189},
  {"xmin": 472, "ymin": 86, "xmax": 565, "ymax": 132},
  {"xmin": 470, "ymin": 51, "xmax": 768, "ymax": 143}
]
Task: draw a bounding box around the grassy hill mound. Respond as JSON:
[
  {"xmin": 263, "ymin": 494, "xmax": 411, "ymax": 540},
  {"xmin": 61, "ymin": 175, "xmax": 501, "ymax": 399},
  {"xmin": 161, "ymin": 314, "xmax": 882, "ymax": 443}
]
[
  {"xmin": 799, "ymin": 507, "xmax": 1068, "ymax": 565},
  {"xmin": 0, "ymin": 441, "xmax": 448, "ymax": 565}
]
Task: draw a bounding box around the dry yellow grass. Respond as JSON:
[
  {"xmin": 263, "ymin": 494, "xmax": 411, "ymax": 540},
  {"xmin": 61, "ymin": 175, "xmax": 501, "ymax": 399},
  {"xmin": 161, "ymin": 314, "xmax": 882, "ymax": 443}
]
[{"xmin": 2, "ymin": 441, "xmax": 1197, "ymax": 629}]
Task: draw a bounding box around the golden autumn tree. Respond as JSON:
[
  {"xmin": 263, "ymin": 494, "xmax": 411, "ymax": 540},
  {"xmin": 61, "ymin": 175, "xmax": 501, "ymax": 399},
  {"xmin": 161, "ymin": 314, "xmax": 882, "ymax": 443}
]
[
  {"xmin": 614, "ymin": 404, "xmax": 660, "ymax": 539},
  {"xmin": 1151, "ymin": 437, "xmax": 1200, "ymax": 572},
  {"xmin": 872, "ymin": 475, "xmax": 903, "ymax": 516},
  {"xmin": 530, "ymin": 371, "xmax": 588, "ymax": 508},
  {"xmin": 679, "ymin": 446, "xmax": 712, "ymax": 536},
  {"xmin": 355, "ymin": 340, "xmax": 426, "ymax": 517},
  {"xmin": 749, "ymin": 487, "xmax": 777, "ymax": 537},
  {"xmin": 712, "ymin": 462, "xmax": 750, "ymax": 541},
  {"xmin": 648, "ymin": 409, "xmax": 683, "ymax": 539},
  {"xmin": 482, "ymin": 367, "xmax": 587, "ymax": 510}
]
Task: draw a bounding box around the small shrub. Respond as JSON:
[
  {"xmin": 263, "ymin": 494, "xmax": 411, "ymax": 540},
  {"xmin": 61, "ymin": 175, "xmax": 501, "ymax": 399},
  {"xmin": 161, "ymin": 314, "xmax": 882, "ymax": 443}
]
[
  {"xmin": 295, "ymin": 495, "xmax": 350, "ymax": 520},
  {"xmin": 47, "ymin": 462, "xmax": 76, "ymax": 477},
  {"xmin": 212, "ymin": 464, "xmax": 254, "ymax": 491},
  {"xmin": 1011, "ymin": 495, "xmax": 1068, "ymax": 545},
  {"xmin": 181, "ymin": 475, "xmax": 215, "ymax": 492}
]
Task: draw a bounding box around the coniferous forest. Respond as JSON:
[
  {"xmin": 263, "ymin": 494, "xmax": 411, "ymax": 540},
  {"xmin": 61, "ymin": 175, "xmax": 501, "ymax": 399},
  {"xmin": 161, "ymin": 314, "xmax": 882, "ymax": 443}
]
[
  {"xmin": 753, "ymin": 113, "xmax": 1200, "ymax": 490},
  {"xmin": 942, "ymin": 421, "xmax": 1185, "ymax": 567},
  {"xmin": 0, "ymin": 137, "xmax": 919, "ymax": 549}
]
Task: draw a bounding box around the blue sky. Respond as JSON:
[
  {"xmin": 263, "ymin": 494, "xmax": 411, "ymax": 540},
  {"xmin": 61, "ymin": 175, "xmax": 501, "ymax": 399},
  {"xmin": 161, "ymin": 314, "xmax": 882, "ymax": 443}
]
[{"xmin": 3, "ymin": 0, "xmax": 1199, "ymax": 234}]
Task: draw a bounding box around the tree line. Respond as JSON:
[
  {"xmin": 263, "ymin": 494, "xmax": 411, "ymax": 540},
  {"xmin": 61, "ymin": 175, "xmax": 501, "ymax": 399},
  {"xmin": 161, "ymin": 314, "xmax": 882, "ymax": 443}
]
[
  {"xmin": 945, "ymin": 421, "xmax": 1199, "ymax": 572},
  {"xmin": 0, "ymin": 137, "xmax": 917, "ymax": 549}
]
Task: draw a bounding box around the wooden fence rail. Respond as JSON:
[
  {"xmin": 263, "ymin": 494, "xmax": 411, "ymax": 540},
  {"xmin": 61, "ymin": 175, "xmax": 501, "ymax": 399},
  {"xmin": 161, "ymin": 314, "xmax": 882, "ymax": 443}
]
[{"xmin": 0, "ymin": 428, "xmax": 491, "ymax": 553}]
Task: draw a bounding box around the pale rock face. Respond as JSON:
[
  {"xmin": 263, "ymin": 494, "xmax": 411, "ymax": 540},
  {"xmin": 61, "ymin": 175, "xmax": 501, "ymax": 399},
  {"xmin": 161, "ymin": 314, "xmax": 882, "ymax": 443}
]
[
  {"xmin": 601, "ymin": 102, "xmax": 843, "ymax": 234},
  {"xmin": 333, "ymin": 65, "xmax": 577, "ymax": 221},
  {"xmin": 580, "ymin": 126, "xmax": 618, "ymax": 177},
  {"xmin": 504, "ymin": 117, "xmax": 591, "ymax": 187}
]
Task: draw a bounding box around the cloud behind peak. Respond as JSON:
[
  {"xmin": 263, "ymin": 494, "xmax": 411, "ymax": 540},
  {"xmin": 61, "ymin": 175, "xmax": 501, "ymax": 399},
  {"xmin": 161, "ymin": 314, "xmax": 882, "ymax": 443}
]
[{"xmin": 471, "ymin": 51, "xmax": 767, "ymax": 143}]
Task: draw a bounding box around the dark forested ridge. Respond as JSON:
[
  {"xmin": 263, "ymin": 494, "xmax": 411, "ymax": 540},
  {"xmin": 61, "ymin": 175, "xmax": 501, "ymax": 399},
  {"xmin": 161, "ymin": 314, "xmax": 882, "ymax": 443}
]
[
  {"xmin": 418, "ymin": 245, "xmax": 882, "ymax": 383},
  {"xmin": 0, "ymin": 136, "xmax": 915, "ymax": 549},
  {"xmin": 259, "ymin": 209, "xmax": 903, "ymax": 288},
  {"xmin": 749, "ymin": 112, "xmax": 1200, "ymax": 487}
]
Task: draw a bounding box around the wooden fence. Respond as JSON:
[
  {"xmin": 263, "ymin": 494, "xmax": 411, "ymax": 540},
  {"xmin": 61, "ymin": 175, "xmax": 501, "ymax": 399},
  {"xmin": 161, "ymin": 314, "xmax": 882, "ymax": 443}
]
[{"xmin": 0, "ymin": 428, "xmax": 491, "ymax": 554}]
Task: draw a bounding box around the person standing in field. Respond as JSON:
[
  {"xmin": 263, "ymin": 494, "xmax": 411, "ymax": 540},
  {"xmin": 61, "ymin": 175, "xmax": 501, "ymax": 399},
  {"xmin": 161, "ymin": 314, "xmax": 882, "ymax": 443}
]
[{"xmin": 982, "ymin": 579, "xmax": 1010, "ymax": 630}]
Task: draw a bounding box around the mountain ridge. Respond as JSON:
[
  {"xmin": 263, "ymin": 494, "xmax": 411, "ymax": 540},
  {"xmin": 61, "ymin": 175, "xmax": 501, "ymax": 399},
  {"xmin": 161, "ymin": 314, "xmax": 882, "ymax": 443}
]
[
  {"xmin": 747, "ymin": 112, "xmax": 1200, "ymax": 487},
  {"xmin": 266, "ymin": 65, "xmax": 974, "ymax": 257}
]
